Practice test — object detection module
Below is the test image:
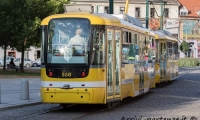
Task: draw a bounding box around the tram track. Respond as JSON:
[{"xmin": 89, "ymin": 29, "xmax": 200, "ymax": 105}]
[
  {"xmin": 72, "ymin": 93, "xmax": 152, "ymax": 120},
  {"xmin": 16, "ymin": 103, "xmax": 111, "ymax": 120},
  {"xmin": 14, "ymin": 96, "xmax": 139, "ymax": 120},
  {"xmin": 17, "ymin": 105, "xmax": 67, "ymax": 120}
]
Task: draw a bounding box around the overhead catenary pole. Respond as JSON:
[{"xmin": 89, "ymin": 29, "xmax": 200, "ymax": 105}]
[
  {"xmin": 146, "ymin": 0, "xmax": 149, "ymax": 28},
  {"xmin": 109, "ymin": 0, "xmax": 113, "ymax": 14},
  {"xmin": 160, "ymin": 0, "xmax": 163, "ymax": 30},
  {"xmin": 124, "ymin": 0, "xmax": 130, "ymax": 14},
  {"xmin": 97, "ymin": 6, "xmax": 99, "ymax": 13}
]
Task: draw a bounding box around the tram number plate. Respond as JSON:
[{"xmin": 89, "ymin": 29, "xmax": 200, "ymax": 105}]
[{"xmin": 61, "ymin": 71, "xmax": 72, "ymax": 77}]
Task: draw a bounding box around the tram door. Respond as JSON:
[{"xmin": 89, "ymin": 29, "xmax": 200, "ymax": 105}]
[{"xmin": 106, "ymin": 29, "xmax": 121, "ymax": 100}]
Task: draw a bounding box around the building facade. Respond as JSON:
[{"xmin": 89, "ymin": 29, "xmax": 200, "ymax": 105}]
[
  {"xmin": 178, "ymin": 0, "xmax": 200, "ymax": 58},
  {"xmin": 71, "ymin": 0, "xmax": 180, "ymax": 38},
  {"xmin": 0, "ymin": 46, "xmax": 41, "ymax": 61}
]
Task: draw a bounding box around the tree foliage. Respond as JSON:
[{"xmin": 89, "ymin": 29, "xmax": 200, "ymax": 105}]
[
  {"xmin": 0, "ymin": 0, "xmax": 69, "ymax": 71},
  {"xmin": 179, "ymin": 40, "xmax": 189, "ymax": 54},
  {"xmin": 0, "ymin": 0, "xmax": 15, "ymax": 70}
]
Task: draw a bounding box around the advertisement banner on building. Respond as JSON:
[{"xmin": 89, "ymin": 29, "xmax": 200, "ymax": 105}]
[
  {"xmin": 149, "ymin": 18, "xmax": 160, "ymax": 30},
  {"xmin": 182, "ymin": 20, "xmax": 200, "ymax": 39},
  {"xmin": 166, "ymin": 19, "xmax": 179, "ymax": 28}
]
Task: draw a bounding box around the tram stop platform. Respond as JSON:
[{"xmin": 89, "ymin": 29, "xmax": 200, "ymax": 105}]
[{"xmin": 0, "ymin": 77, "xmax": 41, "ymax": 110}]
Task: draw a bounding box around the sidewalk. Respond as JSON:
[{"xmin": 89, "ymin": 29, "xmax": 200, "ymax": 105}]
[{"xmin": 0, "ymin": 77, "xmax": 41, "ymax": 110}]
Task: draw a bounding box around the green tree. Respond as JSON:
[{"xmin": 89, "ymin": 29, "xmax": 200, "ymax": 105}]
[
  {"xmin": 0, "ymin": 0, "xmax": 15, "ymax": 70},
  {"xmin": 179, "ymin": 40, "xmax": 189, "ymax": 57},
  {"xmin": 4, "ymin": 0, "xmax": 69, "ymax": 72}
]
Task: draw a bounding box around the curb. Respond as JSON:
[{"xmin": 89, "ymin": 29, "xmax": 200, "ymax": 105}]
[{"xmin": 0, "ymin": 101, "xmax": 42, "ymax": 111}]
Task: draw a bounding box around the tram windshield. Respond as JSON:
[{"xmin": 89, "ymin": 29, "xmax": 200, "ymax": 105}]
[{"xmin": 46, "ymin": 18, "xmax": 90, "ymax": 64}]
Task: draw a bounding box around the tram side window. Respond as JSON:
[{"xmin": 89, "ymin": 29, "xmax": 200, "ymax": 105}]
[
  {"xmin": 139, "ymin": 35, "xmax": 144, "ymax": 59},
  {"xmin": 160, "ymin": 43, "xmax": 167, "ymax": 60},
  {"xmin": 167, "ymin": 42, "xmax": 172, "ymax": 59},
  {"xmin": 174, "ymin": 42, "xmax": 179, "ymax": 60},
  {"xmin": 90, "ymin": 26, "xmax": 105, "ymax": 65},
  {"xmin": 149, "ymin": 38, "xmax": 156, "ymax": 62},
  {"xmin": 134, "ymin": 34, "xmax": 139, "ymax": 61},
  {"xmin": 134, "ymin": 34, "xmax": 138, "ymax": 44},
  {"xmin": 122, "ymin": 31, "xmax": 130, "ymax": 64},
  {"xmin": 156, "ymin": 40, "xmax": 159, "ymax": 62},
  {"xmin": 144, "ymin": 37, "xmax": 149, "ymax": 56},
  {"xmin": 129, "ymin": 32, "xmax": 132, "ymax": 43}
]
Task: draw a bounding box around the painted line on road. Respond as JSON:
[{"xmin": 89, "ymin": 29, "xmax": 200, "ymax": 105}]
[
  {"xmin": 174, "ymin": 69, "xmax": 191, "ymax": 80},
  {"xmin": 173, "ymin": 74, "xmax": 184, "ymax": 80}
]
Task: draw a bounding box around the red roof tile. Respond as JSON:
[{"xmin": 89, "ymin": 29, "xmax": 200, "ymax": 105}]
[{"xmin": 178, "ymin": 0, "xmax": 200, "ymax": 17}]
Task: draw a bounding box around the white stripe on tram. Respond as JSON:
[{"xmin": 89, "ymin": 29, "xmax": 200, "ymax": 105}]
[
  {"xmin": 41, "ymin": 81, "xmax": 106, "ymax": 88},
  {"xmin": 41, "ymin": 79, "xmax": 134, "ymax": 88}
]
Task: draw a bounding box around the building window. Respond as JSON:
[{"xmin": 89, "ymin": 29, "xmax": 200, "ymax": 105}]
[
  {"xmin": 120, "ymin": 7, "xmax": 125, "ymax": 14},
  {"xmin": 172, "ymin": 34, "xmax": 178, "ymax": 39},
  {"xmin": 180, "ymin": 12, "xmax": 187, "ymax": 16},
  {"xmin": 164, "ymin": 8, "xmax": 169, "ymax": 18},
  {"xmin": 135, "ymin": 7, "xmax": 140, "ymax": 17},
  {"xmin": 91, "ymin": 6, "xmax": 94, "ymax": 13},
  {"xmin": 150, "ymin": 8, "xmax": 155, "ymax": 18},
  {"xmin": 105, "ymin": 6, "xmax": 109, "ymax": 14}
]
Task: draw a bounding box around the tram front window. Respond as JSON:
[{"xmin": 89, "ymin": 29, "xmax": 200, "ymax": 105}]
[{"xmin": 47, "ymin": 18, "xmax": 90, "ymax": 64}]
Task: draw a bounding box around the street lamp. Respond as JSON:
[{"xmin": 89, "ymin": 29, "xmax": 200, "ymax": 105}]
[{"xmin": 97, "ymin": 4, "xmax": 104, "ymax": 13}]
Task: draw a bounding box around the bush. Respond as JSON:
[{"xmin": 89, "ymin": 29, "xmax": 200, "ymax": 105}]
[{"xmin": 178, "ymin": 58, "xmax": 200, "ymax": 67}]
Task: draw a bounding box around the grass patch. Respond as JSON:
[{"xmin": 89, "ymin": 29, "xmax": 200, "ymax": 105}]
[
  {"xmin": 178, "ymin": 58, "xmax": 200, "ymax": 67},
  {"xmin": 0, "ymin": 69, "xmax": 40, "ymax": 76}
]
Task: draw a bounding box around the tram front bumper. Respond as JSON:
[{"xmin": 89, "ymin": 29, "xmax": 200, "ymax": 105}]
[{"xmin": 40, "ymin": 87, "xmax": 105, "ymax": 104}]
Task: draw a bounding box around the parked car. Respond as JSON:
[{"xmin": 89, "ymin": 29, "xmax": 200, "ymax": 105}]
[
  {"xmin": 0, "ymin": 56, "xmax": 15, "ymax": 67},
  {"xmin": 14, "ymin": 58, "xmax": 33, "ymax": 68},
  {"xmin": 32, "ymin": 58, "xmax": 41, "ymax": 67}
]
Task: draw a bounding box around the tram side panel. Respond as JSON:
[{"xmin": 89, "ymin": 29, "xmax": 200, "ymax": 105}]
[{"xmin": 121, "ymin": 64, "xmax": 135, "ymax": 98}]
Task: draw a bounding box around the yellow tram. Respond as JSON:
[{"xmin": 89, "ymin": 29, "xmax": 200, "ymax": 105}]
[
  {"xmin": 40, "ymin": 4, "xmax": 179, "ymax": 106},
  {"xmin": 153, "ymin": 30, "xmax": 179, "ymax": 87}
]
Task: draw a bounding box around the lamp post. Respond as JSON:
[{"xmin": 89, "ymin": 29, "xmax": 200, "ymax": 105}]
[
  {"xmin": 160, "ymin": 0, "xmax": 163, "ymax": 30},
  {"xmin": 146, "ymin": 0, "xmax": 149, "ymax": 28}
]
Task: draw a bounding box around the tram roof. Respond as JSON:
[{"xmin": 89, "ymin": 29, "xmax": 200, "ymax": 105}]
[
  {"xmin": 154, "ymin": 30, "xmax": 178, "ymax": 42},
  {"xmin": 41, "ymin": 13, "xmax": 156, "ymax": 36},
  {"xmin": 41, "ymin": 12, "xmax": 121, "ymax": 26}
]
